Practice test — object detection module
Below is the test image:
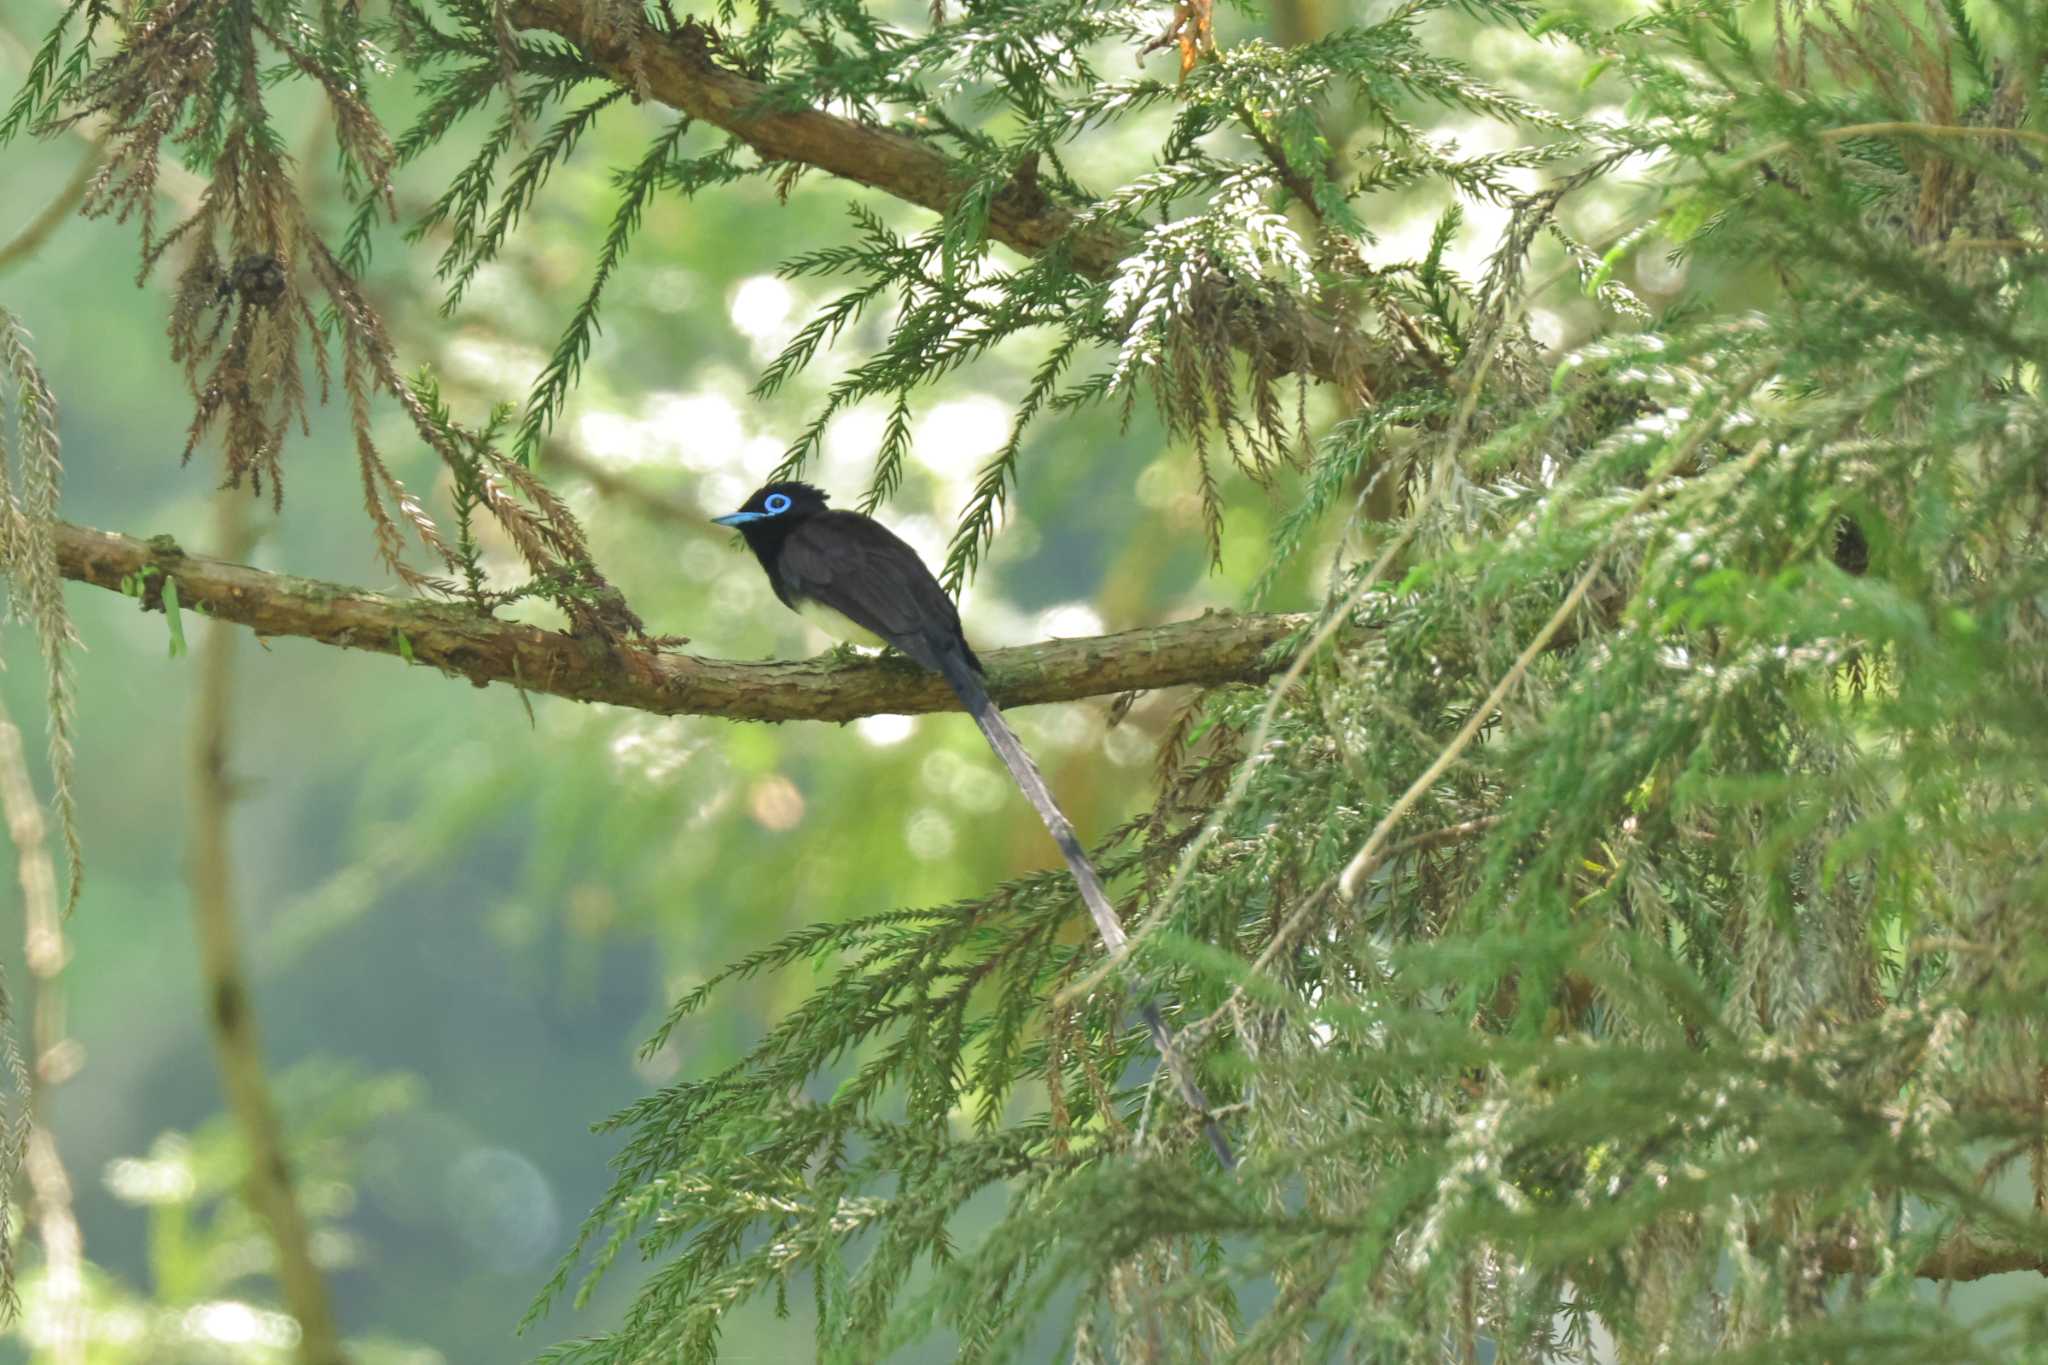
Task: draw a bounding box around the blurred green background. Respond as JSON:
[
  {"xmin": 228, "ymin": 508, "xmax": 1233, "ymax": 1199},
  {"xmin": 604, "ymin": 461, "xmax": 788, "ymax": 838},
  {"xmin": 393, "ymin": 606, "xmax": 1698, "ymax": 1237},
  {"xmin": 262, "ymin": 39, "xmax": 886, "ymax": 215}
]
[{"xmin": 0, "ymin": 0, "xmax": 1620, "ymax": 1356}]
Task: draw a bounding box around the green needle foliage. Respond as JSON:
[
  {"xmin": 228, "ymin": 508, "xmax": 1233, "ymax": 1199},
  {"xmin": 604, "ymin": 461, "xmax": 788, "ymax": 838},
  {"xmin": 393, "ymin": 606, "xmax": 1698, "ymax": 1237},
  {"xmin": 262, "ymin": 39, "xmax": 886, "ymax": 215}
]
[
  {"xmin": 526, "ymin": 3, "xmax": 2048, "ymax": 1362},
  {"xmin": 4, "ymin": 0, "xmax": 2047, "ymax": 1358},
  {"xmin": 378, "ymin": 0, "xmax": 1583, "ymax": 576}
]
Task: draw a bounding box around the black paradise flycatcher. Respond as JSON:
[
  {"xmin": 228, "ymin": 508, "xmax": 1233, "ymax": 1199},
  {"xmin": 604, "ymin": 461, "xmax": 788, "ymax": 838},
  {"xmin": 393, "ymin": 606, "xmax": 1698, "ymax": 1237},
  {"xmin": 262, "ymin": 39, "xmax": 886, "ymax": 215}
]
[{"xmin": 714, "ymin": 481, "xmax": 1233, "ymax": 1169}]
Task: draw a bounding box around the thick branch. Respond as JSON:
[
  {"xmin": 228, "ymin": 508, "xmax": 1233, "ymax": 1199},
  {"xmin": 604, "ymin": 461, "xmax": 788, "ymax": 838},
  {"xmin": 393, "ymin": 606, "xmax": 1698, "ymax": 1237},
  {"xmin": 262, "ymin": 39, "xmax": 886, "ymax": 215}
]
[
  {"xmin": 1811, "ymin": 1228, "xmax": 2048, "ymax": 1282},
  {"xmin": 54, "ymin": 522, "xmax": 1305, "ymax": 721},
  {"xmin": 504, "ymin": 0, "xmax": 1369, "ymax": 388}
]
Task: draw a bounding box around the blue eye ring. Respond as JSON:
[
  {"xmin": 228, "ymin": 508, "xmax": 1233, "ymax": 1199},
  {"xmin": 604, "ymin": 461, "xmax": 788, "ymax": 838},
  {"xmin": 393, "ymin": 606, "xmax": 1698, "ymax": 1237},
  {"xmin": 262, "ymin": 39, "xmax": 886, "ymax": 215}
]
[{"xmin": 763, "ymin": 492, "xmax": 792, "ymax": 515}]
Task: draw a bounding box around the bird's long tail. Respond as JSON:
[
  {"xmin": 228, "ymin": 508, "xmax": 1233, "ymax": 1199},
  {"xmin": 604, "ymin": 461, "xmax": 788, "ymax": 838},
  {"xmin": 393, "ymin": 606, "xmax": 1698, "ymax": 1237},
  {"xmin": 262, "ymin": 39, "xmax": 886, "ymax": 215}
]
[{"xmin": 937, "ymin": 650, "xmax": 1235, "ymax": 1169}]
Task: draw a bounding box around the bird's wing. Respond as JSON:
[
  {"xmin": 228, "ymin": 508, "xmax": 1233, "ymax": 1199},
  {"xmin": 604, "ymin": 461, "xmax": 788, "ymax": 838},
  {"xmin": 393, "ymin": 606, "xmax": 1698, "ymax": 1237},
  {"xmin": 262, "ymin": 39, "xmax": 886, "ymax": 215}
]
[{"xmin": 777, "ymin": 511, "xmax": 967, "ymax": 672}]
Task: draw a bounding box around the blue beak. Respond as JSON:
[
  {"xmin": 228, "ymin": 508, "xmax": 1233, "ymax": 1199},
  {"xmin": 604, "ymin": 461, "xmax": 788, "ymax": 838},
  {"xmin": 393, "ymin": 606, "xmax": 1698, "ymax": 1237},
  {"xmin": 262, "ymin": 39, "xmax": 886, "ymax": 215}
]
[{"xmin": 711, "ymin": 511, "xmax": 764, "ymax": 527}]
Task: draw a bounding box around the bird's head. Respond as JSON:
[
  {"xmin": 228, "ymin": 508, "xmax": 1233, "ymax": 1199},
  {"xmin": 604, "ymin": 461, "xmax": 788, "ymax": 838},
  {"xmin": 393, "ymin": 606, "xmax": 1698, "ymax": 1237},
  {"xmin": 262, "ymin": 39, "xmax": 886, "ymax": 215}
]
[{"xmin": 711, "ymin": 481, "xmax": 829, "ymax": 530}]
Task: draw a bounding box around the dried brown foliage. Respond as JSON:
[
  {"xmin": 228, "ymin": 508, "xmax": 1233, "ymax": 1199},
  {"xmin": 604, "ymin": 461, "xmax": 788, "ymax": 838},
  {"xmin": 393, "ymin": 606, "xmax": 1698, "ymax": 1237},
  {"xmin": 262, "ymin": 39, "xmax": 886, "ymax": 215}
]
[
  {"xmin": 0, "ymin": 309, "xmax": 80, "ymax": 914},
  {"xmin": 34, "ymin": 0, "xmax": 631, "ymax": 631},
  {"xmin": 0, "ymin": 308, "xmax": 81, "ymax": 1317},
  {"xmin": 1139, "ymin": 0, "xmax": 1218, "ymax": 80}
]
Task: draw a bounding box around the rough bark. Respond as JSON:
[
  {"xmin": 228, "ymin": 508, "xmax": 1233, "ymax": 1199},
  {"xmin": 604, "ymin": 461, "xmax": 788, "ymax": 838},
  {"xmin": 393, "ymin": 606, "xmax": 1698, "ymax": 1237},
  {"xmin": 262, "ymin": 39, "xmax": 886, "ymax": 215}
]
[
  {"xmin": 54, "ymin": 521, "xmax": 1306, "ymax": 722},
  {"xmin": 1811, "ymin": 1229, "xmax": 2048, "ymax": 1281}
]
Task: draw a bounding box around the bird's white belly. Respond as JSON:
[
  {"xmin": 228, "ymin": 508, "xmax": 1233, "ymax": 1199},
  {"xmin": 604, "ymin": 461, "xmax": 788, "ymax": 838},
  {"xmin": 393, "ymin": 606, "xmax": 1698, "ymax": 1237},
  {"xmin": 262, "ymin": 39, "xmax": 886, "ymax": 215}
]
[{"xmin": 795, "ymin": 596, "xmax": 888, "ymax": 651}]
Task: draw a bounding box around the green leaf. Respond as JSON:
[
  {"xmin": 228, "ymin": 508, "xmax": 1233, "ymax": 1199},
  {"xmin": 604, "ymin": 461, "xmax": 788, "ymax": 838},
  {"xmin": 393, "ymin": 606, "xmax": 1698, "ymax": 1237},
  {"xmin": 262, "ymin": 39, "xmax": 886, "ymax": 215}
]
[{"xmin": 163, "ymin": 577, "xmax": 186, "ymax": 658}]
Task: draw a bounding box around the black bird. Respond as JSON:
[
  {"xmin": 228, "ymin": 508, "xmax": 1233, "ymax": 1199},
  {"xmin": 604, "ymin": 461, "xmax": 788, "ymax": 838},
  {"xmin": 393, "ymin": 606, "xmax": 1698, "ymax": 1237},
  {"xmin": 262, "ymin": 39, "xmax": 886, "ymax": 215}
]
[{"xmin": 714, "ymin": 481, "xmax": 1232, "ymax": 1167}]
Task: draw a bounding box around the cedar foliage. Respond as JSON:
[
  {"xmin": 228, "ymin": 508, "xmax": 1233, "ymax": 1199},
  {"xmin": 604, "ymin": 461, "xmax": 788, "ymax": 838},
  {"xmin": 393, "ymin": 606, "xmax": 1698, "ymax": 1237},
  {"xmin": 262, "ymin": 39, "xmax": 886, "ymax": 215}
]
[
  {"xmin": 528, "ymin": 2, "xmax": 2048, "ymax": 1359},
  {"xmin": 4, "ymin": 0, "xmax": 2047, "ymax": 1359},
  {"xmin": 0, "ymin": 306, "xmax": 76, "ymax": 1313}
]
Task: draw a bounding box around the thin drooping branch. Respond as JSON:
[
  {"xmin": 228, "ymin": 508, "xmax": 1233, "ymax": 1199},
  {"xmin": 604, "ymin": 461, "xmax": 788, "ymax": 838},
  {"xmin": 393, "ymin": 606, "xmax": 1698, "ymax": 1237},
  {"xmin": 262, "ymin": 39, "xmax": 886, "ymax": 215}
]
[
  {"xmin": 187, "ymin": 495, "xmax": 349, "ymax": 1365},
  {"xmin": 503, "ymin": 0, "xmax": 1371, "ymax": 389},
  {"xmin": 54, "ymin": 520, "xmax": 1307, "ymax": 722},
  {"xmin": 0, "ymin": 138, "xmax": 101, "ymax": 276},
  {"xmin": 0, "ymin": 703, "xmax": 83, "ymax": 1351}
]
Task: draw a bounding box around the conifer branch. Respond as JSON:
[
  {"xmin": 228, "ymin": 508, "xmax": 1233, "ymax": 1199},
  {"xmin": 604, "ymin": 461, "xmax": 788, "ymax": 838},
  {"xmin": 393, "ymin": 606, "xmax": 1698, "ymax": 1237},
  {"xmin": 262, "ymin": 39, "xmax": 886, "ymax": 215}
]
[
  {"xmin": 1810, "ymin": 1227, "xmax": 2048, "ymax": 1282},
  {"xmin": 52, "ymin": 520, "xmax": 1306, "ymax": 721},
  {"xmin": 502, "ymin": 0, "xmax": 1373, "ymax": 388}
]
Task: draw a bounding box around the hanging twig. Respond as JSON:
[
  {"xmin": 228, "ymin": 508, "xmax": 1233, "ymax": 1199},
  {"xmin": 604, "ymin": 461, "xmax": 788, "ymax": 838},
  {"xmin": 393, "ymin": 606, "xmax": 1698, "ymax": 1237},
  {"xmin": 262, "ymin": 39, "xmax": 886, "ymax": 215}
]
[
  {"xmin": 0, "ymin": 138, "xmax": 102, "ymax": 276},
  {"xmin": 0, "ymin": 704, "xmax": 84, "ymax": 1355}
]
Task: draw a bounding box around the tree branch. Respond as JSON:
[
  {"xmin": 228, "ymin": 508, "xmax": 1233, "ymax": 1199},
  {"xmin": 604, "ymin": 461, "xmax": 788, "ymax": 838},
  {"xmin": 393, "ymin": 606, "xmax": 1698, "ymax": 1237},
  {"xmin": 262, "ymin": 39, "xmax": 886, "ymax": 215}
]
[
  {"xmin": 187, "ymin": 494, "xmax": 349, "ymax": 1365},
  {"xmin": 1810, "ymin": 1227, "xmax": 2048, "ymax": 1282},
  {"xmin": 503, "ymin": 0, "xmax": 1374, "ymax": 389},
  {"xmin": 0, "ymin": 137, "xmax": 101, "ymax": 277},
  {"xmin": 53, "ymin": 521, "xmax": 1306, "ymax": 721}
]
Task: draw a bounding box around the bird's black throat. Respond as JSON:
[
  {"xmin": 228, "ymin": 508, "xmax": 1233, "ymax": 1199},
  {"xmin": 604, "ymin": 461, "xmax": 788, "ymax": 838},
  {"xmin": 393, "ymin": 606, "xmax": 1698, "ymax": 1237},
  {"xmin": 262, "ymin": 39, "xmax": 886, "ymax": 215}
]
[{"xmin": 720, "ymin": 480, "xmax": 831, "ymax": 612}]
